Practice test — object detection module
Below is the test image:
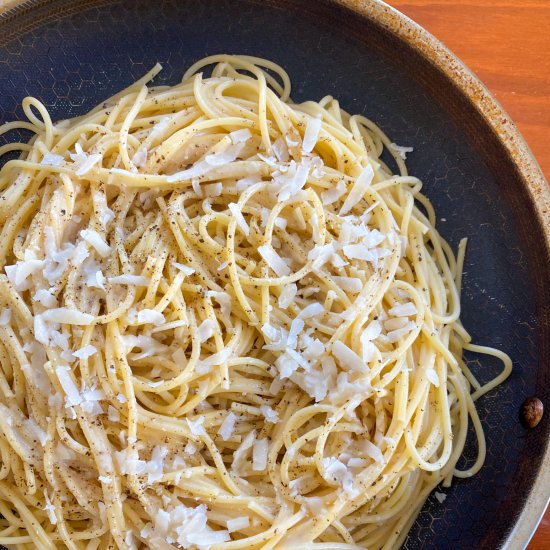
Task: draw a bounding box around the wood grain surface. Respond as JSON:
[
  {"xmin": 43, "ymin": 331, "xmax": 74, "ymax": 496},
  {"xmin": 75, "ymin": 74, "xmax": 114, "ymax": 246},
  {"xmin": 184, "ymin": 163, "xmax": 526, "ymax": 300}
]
[{"xmin": 387, "ymin": 2, "xmax": 550, "ymax": 548}]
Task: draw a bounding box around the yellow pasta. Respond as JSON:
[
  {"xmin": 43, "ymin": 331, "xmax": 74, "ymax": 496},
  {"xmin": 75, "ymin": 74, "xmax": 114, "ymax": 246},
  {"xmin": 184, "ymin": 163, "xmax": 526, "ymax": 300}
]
[{"xmin": 0, "ymin": 54, "xmax": 511, "ymax": 549}]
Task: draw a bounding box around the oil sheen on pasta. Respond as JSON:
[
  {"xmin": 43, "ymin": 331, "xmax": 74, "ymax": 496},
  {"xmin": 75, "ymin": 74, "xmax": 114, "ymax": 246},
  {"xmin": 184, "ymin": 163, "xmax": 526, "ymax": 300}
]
[{"xmin": 0, "ymin": 55, "xmax": 512, "ymax": 549}]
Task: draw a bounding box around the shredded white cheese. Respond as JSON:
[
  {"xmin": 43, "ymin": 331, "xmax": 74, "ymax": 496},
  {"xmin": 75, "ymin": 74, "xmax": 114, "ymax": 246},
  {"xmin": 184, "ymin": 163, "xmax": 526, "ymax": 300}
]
[
  {"xmin": 108, "ymin": 274, "xmax": 150, "ymax": 286},
  {"xmin": 171, "ymin": 262, "xmax": 195, "ymax": 276},
  {"xmin": 186, "ymin": 416, "xmax": 206, "ymax": 436},
  {"xmin": 41, "ymin": 308, "xmax": 94, "ymax": 325},
  {"xmin": 41, "ymin": 153, "xmax": 64, "ymax": 166},
  {"xmin": 332, "ymin": 276, "xmax": 363, "ymax": 293},
  {"xmin": 278, "ymin": 283, "xmax": 297, "ymax": 309},
  {"xmin": 260, "ymin": 405, "xmax": 279, "ymax": 424},
  {"xmin": 362, "ymin": 439, "xmax": 384, "ymax": 464},
  {"xmin": 302, "ymin": 117, "xmax": 322, "ymax": 153},
  {"xmin": 229, "ymin": 128, "xmax": 252, "ymax": 144},
  {"xmin": 226, "ymin": 516, "xmax": 249, "ymax": 533},
  {"xmin": 298, "ymin": 302, "xmax": 324, "ymax": 319},
  {"xmin": 73, "ymin": 344, "xmax": 97, "ymax": 360},
  {"xmin": 136, "ymin": 309, "xmax": 165, "ymax": 326},
  {"xmin": 218, "ymin": 411, "xmax": 237, "ymax": 441},
  {"xmin": 389, "ymin": 302, "xmax": 417, "ymax": 317},
  {"xmin": 79, "ymin": 229, "xmax": 111, "ymax": 257},
  {"xmin": 340, "ymin": 164, "xmax": 374, "ymax": 215},
  {"xmin": 390, "ymin": 143, "xmax": 414, "ymax": 160},
  {"xmin": 0, "ymin": 308, "xmax": 11, "ymax": 326},
  {"xmin": 228, "ymin": 202, "xmax": 250, "ymax": 236},
  {"xmin": 70, "ymin": 143, "xmax": 102, "ymax": 176},
  {"xmin": 252, "ymin": 438, "xmax": 268, "ymax": 471},
  {"xmin": 258, "ymin": 245, "xmax": 290, "ymax": 277},
  {"xmin": 322, "ymin": 180, "xmax": 346, "ymax": 205},
  {"xmin": 197, "ymin": 319, "xmax": 216, "ymax": 343},
  {"xmin": 426, "ymin": 368, "xmax": 440, "ymax": 387},
  {"xmin": 332, "ymin": 341, "xmax": 368, "ymax": 373}
]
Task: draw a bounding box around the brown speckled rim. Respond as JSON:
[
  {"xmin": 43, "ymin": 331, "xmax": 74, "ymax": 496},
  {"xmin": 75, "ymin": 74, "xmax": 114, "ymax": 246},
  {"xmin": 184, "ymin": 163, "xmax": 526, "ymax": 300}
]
[
  {"xmin": 0, "ymin": 0, "xmax": 549, "ymax": 547},
  {"xmin": 338, "ymin": 2, "xmax": 550, "ymax": 548}
]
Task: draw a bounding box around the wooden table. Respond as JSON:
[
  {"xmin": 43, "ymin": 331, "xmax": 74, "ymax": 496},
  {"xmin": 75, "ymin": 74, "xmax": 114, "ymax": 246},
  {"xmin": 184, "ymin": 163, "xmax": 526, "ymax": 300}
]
[{"xmin": 388, "ymin": 2, "xmax": 550, "ymax": 547}]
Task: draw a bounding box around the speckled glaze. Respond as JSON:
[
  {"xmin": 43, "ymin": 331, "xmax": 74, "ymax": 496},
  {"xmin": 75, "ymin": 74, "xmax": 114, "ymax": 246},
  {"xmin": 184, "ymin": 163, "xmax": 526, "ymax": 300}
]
[{"xmin": 0, "ymin": 1, "xmax": 549, "ymax": 549}]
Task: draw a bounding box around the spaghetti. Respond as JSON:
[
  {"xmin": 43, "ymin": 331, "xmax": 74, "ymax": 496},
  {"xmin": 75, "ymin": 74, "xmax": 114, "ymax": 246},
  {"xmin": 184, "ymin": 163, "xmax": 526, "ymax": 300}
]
[{"xmin": 0, "ymin": 54, "xmax": 512, "ymax": 549}]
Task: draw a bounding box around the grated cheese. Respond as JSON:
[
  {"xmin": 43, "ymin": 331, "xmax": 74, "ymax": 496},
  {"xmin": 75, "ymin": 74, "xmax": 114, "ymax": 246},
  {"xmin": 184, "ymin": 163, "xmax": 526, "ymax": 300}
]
[
  {"xmin": 41, "ymin": 153, "xmax": 64, "ymax": 166},
  {"xmin": 342, "ymin": 243, "xmax": 377, "ymax": 263},
  {"xmin": 186, "ymin": 416, "xmax": 206, "ymax": 436},
  {"xmin": 197, "ymin": 319, "xmax": 216, "ymax": 343},
  {"xmin": 218, "ymin": 411, "xmax": 237, "ymax": 441},
  {"xmin": 41, "ymin": 308, "xmax": 94, "ymax": 325},
  {"xmin": 108, "ymin": 405, "xmax": 120, "ymax": 423},
  {"xmin": 146, "ymin": 446, "xmax": 169, "ymax": 484},
  {"xmin": 271, "ymin": 137, "xmax": 289, "ymax": 162},
  {"xmin": 322, "ymin": 180, "xmax": 346, "ymax": 205},
  {"xmin": 226, "ymin": 516, "xmax": 249, "ymax": 533},
  {"xmin": 55, "ymin": 366, "xmax": 81, "ymax": 406},
  {"xmin": 362, "ymin": 439, "xmax": 384, "ymax": 464},
  {"xmin": 252, "ymin": 438, "xmax": 268, "ymax": 471},
  {"xmin": 205, "ymin": 141, "xmax": 245, "ymax": 166},
  {"xmin": 322, "ymin": 456, "xmax": 358, "ymax": 498},
  {"xmin": 258, "ymin": 245, "xmax": 290, "ymax": 277},
  {"xmin": 386, "ymin": 322, "xmax": 415, "ymax": 343},
  {"xmin": 0, "ymin": 308, "xmax": 11, "ymax": 326},
  {"xmin": 73, "ymin": 345, "xmax": 97, "ymax": 360},
  {"xmin": 232, "ymin": 430, "xmax": 256, "ymax": 475},
  {"xmin": 260, "ymin": 405, "xmax": 279, "ymax": 424},
  {"xmin": 205, "ymin": 291, "xmax": 232, "ymax": 317},
  {"xmin": 148, "ymin": 503, "xmax": 230, "ymax": 549},
  {"xmin": 287, "ymin": 318, "xmax": 305, "ymax": 349},
  {"xmin": 332, "ymin": 341, "xmax": 368, "ymax": 373},
  {"xmin": 228, "ymin": 202, "xmax": 250, "ymax": 236},
  {"xmin": 298, "ymin": 303, "xmax": 324, "ymax": 320},
  {"xmin": 340, "ymin": 164, "xmax": 374, "ymax": 215},
  {"xmin": 70, "ymin": 143, "xmax": 102, "ymax": 176},
  {"xmin": 384, "ymin": 317, "xmax": 410, "ymax": 332},
  {"xmin": 43, "ymin": 491, "xmax": 57, "ymax": 525},
  {"xmin": 197, "ymin": 347, "xmax": 233, "ymax": 373},
  {"xmin": 332, "ymin": 276, "xmax": 363, "ymax": 293},
  {"xmin": 302, "ymin": 117, "xmax": 322, "ymax": 153},
  {"xmin": 80, "ymin": 229, "xmax": 111, "ymax": 257},
  {"xmin": 171, "ymin": 262, "xmax": 195, "ymax": 276},
  {"xmin": 132, "ymin": 146, "xmax": 148, "ymax": 168},
  {"xmin": 33, "ymin": 288, "xmax": 57, "ymax": 308},
  {"xmin": 426, "ymin": 368, "xmax": 440, "ymax": 387},
  {"xmin": 388, "ymin": 302, "xmax": 417, "ymax": 317},
  {"xmin": 108, "ymin": 274, "xmax": 150, "ymax": 286},
  {"xmin": 278, "ymin": 283, "xmax": 297, "ymax": 309},
  {"xmin": 229, "ymin": 128, "xmax": 252, "ymax": 144},
  {"xmin": 390, "ymin": 143, "xmax": 414, "ymax": 160},
  {"xmin": 136, "ymin": 309, "xmax": 165, "ymax": 326}
]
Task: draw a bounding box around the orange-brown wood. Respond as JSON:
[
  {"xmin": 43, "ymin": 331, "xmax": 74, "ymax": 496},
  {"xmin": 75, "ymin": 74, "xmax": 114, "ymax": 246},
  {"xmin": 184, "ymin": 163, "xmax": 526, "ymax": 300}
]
[{"xmin": 388, "ymin": 2, "xmax": 550, "ymax": 546}]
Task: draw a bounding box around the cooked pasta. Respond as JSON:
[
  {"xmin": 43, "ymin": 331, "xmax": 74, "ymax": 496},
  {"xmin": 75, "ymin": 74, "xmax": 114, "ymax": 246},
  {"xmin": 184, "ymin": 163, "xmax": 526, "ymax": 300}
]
[{"xmin": 0, "ymin": 54, "xmax": 512, "ymax": 549}]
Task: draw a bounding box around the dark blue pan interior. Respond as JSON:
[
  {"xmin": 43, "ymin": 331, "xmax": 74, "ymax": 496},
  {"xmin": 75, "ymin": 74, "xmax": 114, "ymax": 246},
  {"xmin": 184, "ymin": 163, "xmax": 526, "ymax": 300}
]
[{"xmin": 1, "ymin": 1, "xmax": 549, "ymax": 548}]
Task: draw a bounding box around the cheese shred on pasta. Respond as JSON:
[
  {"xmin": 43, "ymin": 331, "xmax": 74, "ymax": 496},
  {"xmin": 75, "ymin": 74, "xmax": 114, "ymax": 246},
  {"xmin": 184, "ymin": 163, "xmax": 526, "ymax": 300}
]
[{"xmin": 0, "ymin": 55, "xmax": 512, "ymax": 550}]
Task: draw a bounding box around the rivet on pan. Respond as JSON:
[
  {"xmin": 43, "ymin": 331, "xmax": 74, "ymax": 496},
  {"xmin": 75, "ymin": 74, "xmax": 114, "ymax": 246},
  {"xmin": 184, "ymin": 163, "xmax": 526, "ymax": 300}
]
[{"xmin": 520, "ymin": 397, "xmax": 543, "ymax": 429}]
